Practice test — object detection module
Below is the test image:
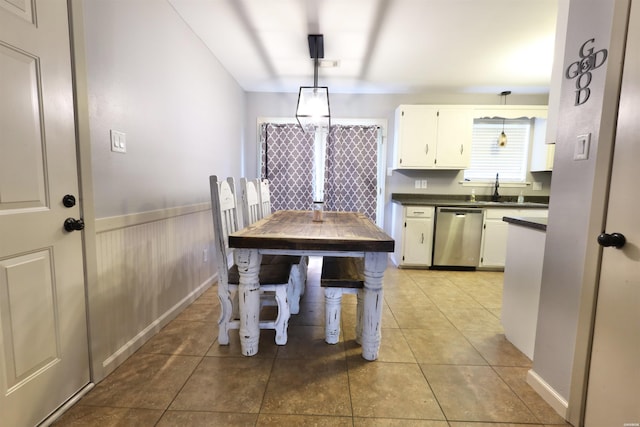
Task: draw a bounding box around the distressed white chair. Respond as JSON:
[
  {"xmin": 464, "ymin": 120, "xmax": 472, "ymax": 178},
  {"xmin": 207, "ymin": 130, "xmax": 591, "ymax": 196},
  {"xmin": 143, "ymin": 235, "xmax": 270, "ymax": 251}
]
[
  {"xmin": 209, "ymin": 175, "xmax": 291, "ymax": 345},
  {"xmin": 257, "ymin": 179, "xmax": 273, "ymax": 218},
  {"xmin": 255, "ymin": 178, "xmax": 308, "ymax": 313},
  {"xmin": 320, "ymin": 256, "xmax": 365, "ymax": 344},
  {"xmin": 240, "ymin": 178, "xmax": 263, "ymax": 228}
]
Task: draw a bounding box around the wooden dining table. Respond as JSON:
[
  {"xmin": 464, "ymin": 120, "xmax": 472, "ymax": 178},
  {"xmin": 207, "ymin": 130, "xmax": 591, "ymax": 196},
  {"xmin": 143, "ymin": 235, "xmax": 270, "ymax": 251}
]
[{"xmin": 228, "ymin": 210, "xmax": 395, "ymax": 360}]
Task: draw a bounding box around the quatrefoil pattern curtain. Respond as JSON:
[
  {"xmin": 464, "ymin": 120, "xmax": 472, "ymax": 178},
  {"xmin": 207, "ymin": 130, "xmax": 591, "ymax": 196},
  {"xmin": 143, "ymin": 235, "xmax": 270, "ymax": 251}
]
[
  {"xmin": 324, "ymin": 125, "xmax": 378, "ymax": 221},
  {"xmin": 261, "ymin": 123, "xmax": 379, "ymax": 221},
  {"xmin": 260, "ymin": 123, "xmax": 314, "ymax": 211}
]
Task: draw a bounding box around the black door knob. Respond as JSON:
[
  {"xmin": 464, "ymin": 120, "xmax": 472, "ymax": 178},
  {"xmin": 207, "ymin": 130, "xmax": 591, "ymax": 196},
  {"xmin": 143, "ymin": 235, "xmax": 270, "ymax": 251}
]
[
  {"xmin": 597, "ymin": 232, "xmax": 626, "ymax": 248},
  {"xmin": 62, "ymin": 194, "xmax": 76, "ymax": 208},
  {"xmin": 64, "ymin": 218, "xmax": 85, "ymax": 232}
]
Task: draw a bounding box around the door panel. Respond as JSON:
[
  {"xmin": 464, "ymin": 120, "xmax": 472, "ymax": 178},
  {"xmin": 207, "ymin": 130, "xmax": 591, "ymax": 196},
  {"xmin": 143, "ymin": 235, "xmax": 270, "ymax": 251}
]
[
  {"xmin": 0, "ymin": 1, "xmax": 90, "ymax": 426},
  {"xmin": 584, "ymin": 1, "xmax": 640, "ymax": 424}
]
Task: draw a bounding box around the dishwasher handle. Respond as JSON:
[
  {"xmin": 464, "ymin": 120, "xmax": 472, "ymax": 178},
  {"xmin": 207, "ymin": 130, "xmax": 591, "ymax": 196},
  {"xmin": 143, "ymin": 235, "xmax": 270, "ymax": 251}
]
[{"xmin": 437, "ymin": 207, "xmax": 483, "ymax": 215}]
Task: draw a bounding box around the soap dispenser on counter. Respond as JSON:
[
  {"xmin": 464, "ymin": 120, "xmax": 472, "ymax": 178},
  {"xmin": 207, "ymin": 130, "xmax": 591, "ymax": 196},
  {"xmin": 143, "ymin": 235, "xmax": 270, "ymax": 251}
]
[
  {"xmin": 517, "ymin": 190, "xmax": 524, "ymax": 204},
  {"xmin": 470, "ymin": 189, "xmax": 476, "ymax": 202}
]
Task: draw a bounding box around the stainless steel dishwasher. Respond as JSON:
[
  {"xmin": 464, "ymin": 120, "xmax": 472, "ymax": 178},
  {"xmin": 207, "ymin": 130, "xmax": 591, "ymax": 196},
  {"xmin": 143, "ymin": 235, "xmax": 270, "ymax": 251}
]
[{"xmin": 432, "ymin": 207, "xmax": 483, "ymax": 268}]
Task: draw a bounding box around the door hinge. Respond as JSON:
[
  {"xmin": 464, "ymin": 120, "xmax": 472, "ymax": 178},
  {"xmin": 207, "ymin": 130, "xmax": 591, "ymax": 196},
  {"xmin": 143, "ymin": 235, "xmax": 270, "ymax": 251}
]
[
  {"xmin": 404, "ymin": 222, "xmax": 407, "ymax": 227},
  {"xmin": 483, "ymin": 224, "xmax": 486, "ymax": 229}
]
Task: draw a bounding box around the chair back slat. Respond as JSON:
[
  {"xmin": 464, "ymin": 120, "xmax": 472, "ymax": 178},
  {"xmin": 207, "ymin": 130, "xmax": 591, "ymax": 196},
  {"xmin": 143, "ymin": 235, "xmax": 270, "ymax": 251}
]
[
  {"xmin": 258, "ymin": 179, "xmax": 272, "ymax": 218},
  {"xmin": 240, "ymin": 178, "xmax": 261, "ymax": 227},
  {"xmin": 209, "ymin": 176, "xmax": 240, "ymax": 274}
]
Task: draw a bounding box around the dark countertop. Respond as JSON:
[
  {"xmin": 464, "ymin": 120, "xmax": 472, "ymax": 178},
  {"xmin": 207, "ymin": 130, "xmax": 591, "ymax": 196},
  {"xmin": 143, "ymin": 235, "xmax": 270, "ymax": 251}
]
[
  {"xmin": 503, "ymin": 216, "xmax": 547, "ymax": 231},
  {"xmin": 391, "ymin": 193, "xmax": 549, "ymax": 209}
]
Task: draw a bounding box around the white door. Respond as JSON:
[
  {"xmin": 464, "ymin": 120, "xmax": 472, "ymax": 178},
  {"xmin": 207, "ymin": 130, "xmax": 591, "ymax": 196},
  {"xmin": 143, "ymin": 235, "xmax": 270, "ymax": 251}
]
[
  {"xmin": 584, "ymin": 1, "xmax": 640, "ymax": 424},
  {"xmin": 0, "ymin": 1, "xmax": 90, "ymax": 426}
]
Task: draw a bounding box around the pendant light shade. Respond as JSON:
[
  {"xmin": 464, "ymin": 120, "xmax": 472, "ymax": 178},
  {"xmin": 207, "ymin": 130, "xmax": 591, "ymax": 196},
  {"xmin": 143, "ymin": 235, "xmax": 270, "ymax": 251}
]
[
  {"xmin": 296, "ymin": 86, "xmax": 330, "ymax": 132},
  {"xmin": 296, "ymin": 34, "xmax": 331, "ymax": 132},
  {"xmin": 497, "ymin": 90, "xmax": 511, "ymax": 147}
]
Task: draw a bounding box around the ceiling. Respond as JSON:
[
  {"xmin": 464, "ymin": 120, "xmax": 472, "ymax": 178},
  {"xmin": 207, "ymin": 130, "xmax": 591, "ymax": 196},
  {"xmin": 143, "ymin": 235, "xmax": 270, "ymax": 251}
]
[{"xmin": 168, "ymin": 0, "xmax": 559, "ymax": 95}]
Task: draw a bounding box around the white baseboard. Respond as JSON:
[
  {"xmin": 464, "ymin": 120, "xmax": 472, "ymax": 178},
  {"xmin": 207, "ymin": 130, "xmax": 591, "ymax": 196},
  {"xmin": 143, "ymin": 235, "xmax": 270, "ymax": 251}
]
[
  {"xmin": 527, "ymin": 368, "xmax": 569, "ymax": 420},
  {"xmin": 100, "ymin": 274, "xmax": 216, "ymax": 378}
]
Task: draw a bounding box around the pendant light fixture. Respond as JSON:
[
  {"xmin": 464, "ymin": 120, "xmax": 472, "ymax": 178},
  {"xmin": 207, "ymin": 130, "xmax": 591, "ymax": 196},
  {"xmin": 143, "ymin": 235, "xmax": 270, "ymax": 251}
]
[
  {"xmin": 498, "ymin": 90, "xmax": 511, "ymax": 147},
  {"xmin": 296, "ymin": 34, "xmax": 331, "ymax": 133}
]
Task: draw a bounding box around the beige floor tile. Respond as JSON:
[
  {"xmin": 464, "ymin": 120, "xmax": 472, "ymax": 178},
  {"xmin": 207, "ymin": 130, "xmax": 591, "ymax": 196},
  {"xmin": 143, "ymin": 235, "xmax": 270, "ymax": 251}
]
[
  {"xmin": 206, "ymin": 328, "xmax": 280, "ymax": 358},
  {"xmin": 403, "ymin": 328, "xmax": 487, "ymax": 365},
  {"xmin": 174, "ymin": 301, "xmax": 219, "ymax": 322},
  {"xmin": 354, "ymin": 419, "xmax": 449, "ymax": 427},
  {"xmin": 391, "ymin": 307, "xmax": 457, "ymax": 330},
  {"xmin": 494, "ymin": 366, "xmax": 568, "ymax": 425},
  {"xmin": 53, "ymin": 406, "xmax": 163, "ymax": 426},
  {"xmin": 169, "ymin": 357, "xmax": 273, "ymax": 413},
  {"xmin": 191, "ymin": 284, "xmax": 219, "ymax": 305},
  {"xmin": 290, "ymin": 301, "xmax": 325, "ymax": 326},
  {"xmin": 257, "ymin": 414, "xmax": 353, "ymax": 426},
  {"xmin": 157, "ymin": 410, "xmax": 258, "ymax": 426},
  {"xmin": 348, "ymin": 361, "xmax": 445, "ymax": 420},
  {"xmin": 461, "ymin": 330, "xmax": 532, "ymax": 367},
  {"xmin": 438, "ymin": 307, "xmax": 504, "ymax": 332},
  {"xmin": 421, "ymin": 364, "xmax": 538, "ymax": 423},
  {"xmin": 79, "ymin": 353, "xmax": 200, "ymax": 409},
  {"xmin": 345, "ymin": 328, "xmax": 416, "ymax": 363},
  {"xmin": 138, "ymin": 320, "xmax": 215, "ymax": 356},
  {"xmin": 275, "ymin": 325, "xmax": 346, "ymax": 359},
  {"xmin": 449, "ymin": 423, "xmax": 544, "ymax": 427},
  {"xmin": 261, "ymin": 357, "xmax": 351, "ymax": 416}
]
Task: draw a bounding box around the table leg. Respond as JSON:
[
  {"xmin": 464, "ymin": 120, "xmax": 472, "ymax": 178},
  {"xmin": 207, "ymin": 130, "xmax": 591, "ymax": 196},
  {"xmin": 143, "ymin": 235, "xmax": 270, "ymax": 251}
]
[
  {"xmin": 361, "ymin": 252, "xmax": 387, "ymax": 360},
  {"xmin": 234, "ymin": 248, "xmax": 261, "ymax": 356}
]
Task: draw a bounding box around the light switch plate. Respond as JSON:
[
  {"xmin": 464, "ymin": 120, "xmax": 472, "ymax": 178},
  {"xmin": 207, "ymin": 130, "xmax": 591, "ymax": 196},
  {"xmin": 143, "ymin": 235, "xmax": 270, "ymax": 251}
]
[
  {"xmin": 574, "ymin": 133, "xmax": 590, "ymax": 160},
  {"xmin": 421, "ymin": 179, "xmax": 428, "ymax": 189},
  {"xmin": 414, "ymin": 180, "xmax": 421, "ymax": 189},
  {"xmin": 110, "ymin": 130, "xmax": 126, "ymax": 153}
]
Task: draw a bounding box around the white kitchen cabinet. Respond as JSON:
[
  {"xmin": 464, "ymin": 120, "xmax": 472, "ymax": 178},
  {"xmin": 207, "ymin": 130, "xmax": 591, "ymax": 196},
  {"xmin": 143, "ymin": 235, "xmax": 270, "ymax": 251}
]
[
  {"xmin": 392, "ymin": 105, "xmax": 473, "ymax": 169},
  {"xmin": 391, "ymin": 204, "xmax": 434, "ymax": 267},
  {"xmin": 530, "ymin": 118, "xmax": 555, "ymax": 171},
  {"xmin": 479, "ymin": 208, "xmax": 548, "ymax": 268}
]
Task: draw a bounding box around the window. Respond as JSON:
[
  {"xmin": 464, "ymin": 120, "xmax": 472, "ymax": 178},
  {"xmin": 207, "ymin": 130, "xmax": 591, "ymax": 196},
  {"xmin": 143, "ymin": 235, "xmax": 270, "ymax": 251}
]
[{"xmin": 463, "ymin": 119, "xmax": 532, "ymax": 182}]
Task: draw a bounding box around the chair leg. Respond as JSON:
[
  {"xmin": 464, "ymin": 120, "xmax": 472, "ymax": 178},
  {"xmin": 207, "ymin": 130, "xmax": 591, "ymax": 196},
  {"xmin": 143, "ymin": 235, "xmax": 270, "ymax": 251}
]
[
  {"xmin": 324, "ymin": 287, "xmax": 343, "ymax": 344},
  {"xmin": 355, "ymin": 289, "xmax": 364, "ymax": 345},
  {"xmin": 273, "ymin": 285, "xmax": 290, "ymax": 345},
  {"xmin": 217, "ymin": 287, "xmax": 234, "ymax": 345},
  {"xmin": 288, "ymin": 264, "xmax": 303, "ymax": 315}
]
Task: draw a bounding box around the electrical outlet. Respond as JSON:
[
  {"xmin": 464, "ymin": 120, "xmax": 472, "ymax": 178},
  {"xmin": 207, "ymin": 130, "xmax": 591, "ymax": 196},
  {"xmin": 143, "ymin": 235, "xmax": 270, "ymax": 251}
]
[
  {"xmin": 415, "ymin": 180, "xmax": 421, "ymax": 189},
  {"xmin": 421, "ymin": 179, "xmax": 428, "ymax": 189}
]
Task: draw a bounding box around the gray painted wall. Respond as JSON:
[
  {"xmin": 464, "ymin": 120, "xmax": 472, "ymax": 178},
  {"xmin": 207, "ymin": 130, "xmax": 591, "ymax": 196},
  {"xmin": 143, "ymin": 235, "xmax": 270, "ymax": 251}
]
[
  {"xmin": 83, "ymin": 0, "xmax": 246, "ymax": 218},
  {"xmin": 533, "ymin": 0, "xmax": 629, "ymax": 419}
]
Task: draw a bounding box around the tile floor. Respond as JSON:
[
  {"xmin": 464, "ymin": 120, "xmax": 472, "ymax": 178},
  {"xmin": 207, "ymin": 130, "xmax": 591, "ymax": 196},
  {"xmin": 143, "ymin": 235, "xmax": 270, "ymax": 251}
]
[{"xmin": 54, "ymin": 258, "xmax": 571, "ymax": 426}]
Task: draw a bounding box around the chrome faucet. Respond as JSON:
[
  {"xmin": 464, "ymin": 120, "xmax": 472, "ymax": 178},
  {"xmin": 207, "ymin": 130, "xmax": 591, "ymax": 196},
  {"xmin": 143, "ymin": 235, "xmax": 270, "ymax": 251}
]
[{"xmin": 492, "ymin": 173, "xmax": 500, "ymax": 202}]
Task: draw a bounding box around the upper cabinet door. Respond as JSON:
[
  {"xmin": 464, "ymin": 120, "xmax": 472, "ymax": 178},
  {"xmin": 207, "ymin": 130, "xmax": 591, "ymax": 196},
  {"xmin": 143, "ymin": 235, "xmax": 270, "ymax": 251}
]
[
  {"xmin": 435, "ymin": 107, "xmax": 473, "ymax": 169},
  {"xmin": 393, "ymin": 105, "xmax": 438, "ymax": 168}
]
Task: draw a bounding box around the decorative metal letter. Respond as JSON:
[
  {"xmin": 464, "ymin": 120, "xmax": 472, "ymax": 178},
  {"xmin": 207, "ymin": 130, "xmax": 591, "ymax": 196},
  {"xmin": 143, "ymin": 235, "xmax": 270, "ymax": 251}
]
[{"xmin": 565, "ymin": 38, "xmax": 608, "ymax": 106}]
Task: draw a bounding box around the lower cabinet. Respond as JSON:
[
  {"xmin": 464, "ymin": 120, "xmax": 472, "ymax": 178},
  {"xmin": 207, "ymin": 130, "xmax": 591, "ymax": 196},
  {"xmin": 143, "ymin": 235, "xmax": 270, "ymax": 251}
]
[
  {"xmin": 479, "ymin": 208, "xmax": 548, "ymax": 268},
  {"xmin": 391, "ymin": 204, "xmax": 434, "ymax": 267}
]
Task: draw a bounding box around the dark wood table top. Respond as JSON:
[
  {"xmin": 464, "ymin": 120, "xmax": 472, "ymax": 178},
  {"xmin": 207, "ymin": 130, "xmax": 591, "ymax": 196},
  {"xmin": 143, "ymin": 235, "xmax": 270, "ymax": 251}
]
[{"xmin": 229, "ymin": 210, "xmax": 395, "ymax": 253}]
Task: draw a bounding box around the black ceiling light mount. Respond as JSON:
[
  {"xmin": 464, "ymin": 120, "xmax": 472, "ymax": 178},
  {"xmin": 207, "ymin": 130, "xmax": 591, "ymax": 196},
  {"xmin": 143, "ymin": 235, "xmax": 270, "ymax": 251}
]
[
  {"xmin": 498, "ymin": 90, "xmax": 511, "ymax": 147},
  {"xmin": 296, "ymin": 34, "xmax": 331, "ymax": 133}
]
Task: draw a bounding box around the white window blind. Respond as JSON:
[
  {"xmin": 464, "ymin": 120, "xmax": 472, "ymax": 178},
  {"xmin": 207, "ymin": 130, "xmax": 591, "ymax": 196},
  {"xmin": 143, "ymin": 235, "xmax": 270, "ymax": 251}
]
[{"xmin": 464, "ymin": 119, "xmax": 531, "ymax": 182}]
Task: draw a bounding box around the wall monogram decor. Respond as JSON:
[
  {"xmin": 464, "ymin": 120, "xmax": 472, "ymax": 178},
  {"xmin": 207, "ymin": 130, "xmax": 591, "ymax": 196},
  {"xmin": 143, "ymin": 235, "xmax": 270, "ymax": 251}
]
[{"xmin": 565, "ymin": 38, "xmax": 608, "ymax": 106}]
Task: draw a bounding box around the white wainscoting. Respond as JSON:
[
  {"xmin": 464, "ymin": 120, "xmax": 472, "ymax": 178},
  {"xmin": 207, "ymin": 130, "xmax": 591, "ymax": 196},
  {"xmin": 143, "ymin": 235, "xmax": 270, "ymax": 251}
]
[{"xmin": 89, "ymin": 204, "xmax": 216, "ymax": 381}]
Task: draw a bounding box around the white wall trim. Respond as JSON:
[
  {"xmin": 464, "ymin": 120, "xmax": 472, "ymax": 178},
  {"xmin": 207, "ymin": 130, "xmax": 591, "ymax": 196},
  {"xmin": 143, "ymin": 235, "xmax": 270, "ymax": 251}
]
[
  {"xmin": 95, "ymin": 203, "xmax": 211, "ymax": 233},
  {"xmin": 527, "ymin": 369, "xmax": 569, "ymax": 420},
  {"xmin": 100, "ymin": 273, "xmax": 216, "ymax": 374}
]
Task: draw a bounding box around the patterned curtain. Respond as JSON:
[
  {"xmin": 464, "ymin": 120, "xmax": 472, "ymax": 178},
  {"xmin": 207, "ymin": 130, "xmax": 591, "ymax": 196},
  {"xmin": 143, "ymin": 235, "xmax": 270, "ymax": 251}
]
[
  {"xmin": 324, "ymin": 125, "xmax": 379, "ymax": 221},
  {"xmin": 260, "ymin": 123, "xmax": 314, "ymax": 211}
]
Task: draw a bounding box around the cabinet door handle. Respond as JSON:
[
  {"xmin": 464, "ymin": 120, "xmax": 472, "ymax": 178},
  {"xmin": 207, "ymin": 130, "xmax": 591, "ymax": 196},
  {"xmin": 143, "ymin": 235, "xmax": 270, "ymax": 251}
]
[
  {"xmin": 421, "ymin": 233, "xmax": 424, "ymax": 244},
  {"xmin": 460, "ymin": 144, "xmax": 464, "ymax": 154},
  {"xmin": 425, "ymin": 144, "xmax": 429, "ymax": 155}
]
